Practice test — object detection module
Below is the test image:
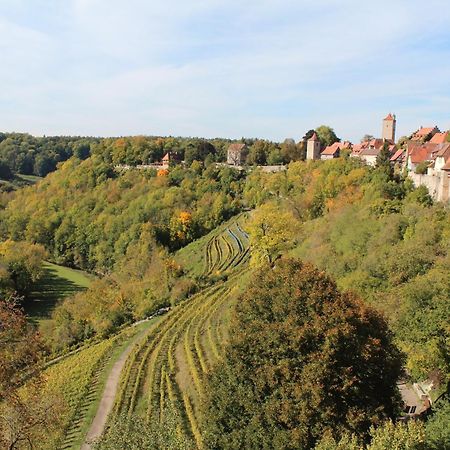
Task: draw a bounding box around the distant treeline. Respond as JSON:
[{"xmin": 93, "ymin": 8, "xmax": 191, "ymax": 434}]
[
  {"xmin": 0, "ymin": 133, "xmax": 98, "ymax": 179},
  {"xmin": 0, "ymin": 125, "xmax": 341, "ymax": 181}
]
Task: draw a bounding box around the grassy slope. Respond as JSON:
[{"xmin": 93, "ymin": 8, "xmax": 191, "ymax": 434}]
[
  {"xmin": 175, "ymin": 212, "xmax": 249, "ymax": 277},
  {"xmin": 41, "ymin": 319, "xmax": 159, "ymax": 450},
  {"xmin": 27, "ymin": 261, "xmax": 93, "ymax": 324},
  {"xmin": 16, "ymin": 173, "xmax": 43, "ymax": 184}
]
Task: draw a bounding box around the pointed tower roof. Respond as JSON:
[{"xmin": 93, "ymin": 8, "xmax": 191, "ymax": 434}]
[
  {"xmin": 309, "ymin": 132, "xmax": 319, "ymax": 141},
  {"xmin": 384, "ymin": 113, "xmax": 395, "ymax": 121}
]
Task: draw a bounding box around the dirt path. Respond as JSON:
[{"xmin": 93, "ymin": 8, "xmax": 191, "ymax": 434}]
[{"xmin": 80, "ymin": 334, "xmax": 142, "ymax": 449}]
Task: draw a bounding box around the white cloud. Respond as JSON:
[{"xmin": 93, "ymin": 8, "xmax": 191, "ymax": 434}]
[{"xmin": 0, "ymin": 0, "xmax": 449, "ymax": 140}]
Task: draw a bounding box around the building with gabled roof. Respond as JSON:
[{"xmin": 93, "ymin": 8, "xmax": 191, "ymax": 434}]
[
  {"xmin": 407, "ymin": 142, "xmax": 440, "ymax": 172},
  {"xmin": 411, "ymin": 126, "xmax": 440, "ymax": 141},
  {"xmin": 227, "ymin": 143, "xmax": 248, "ymax": 166},
  {"xmin": 429, "ymin": 131, "xmax": 449, "ymax": 144},
  {"xmin": 433, "ymin": 143, "xmax": 450, "ymax": 171},
  {"xmin": 306, "ymin": 132, "xmax": 321, "ymax": 160},
  {"xmin": 321, "ymin": 141, "xmax": 351, "ymax": 160}
]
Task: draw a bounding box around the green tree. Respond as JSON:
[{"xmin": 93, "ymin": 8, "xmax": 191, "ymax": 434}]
[
  {"xmin": 426, "ymin": 397, "xmax": 450, "ymax": 450},
  {"xmin": 203, "ymin": 258, "xmax": 404, "ymax": 450},
  {"xmin": 0, "ymin": 240, "xmax": 47, "ymax": 297},
  {"xmin": 376, "ymin": 142, "xmax": 393, "ymax": 179},
  {"xmin": 315, "ymin": 125, "xmax": 339, "ymax": 148},
  {"xmin": 368, "ymin": 420, "xmax": 426, "ymax": 450},
  {"xmin": 0, "ymin": 161, "xmax": 13, "ymax": 180}
]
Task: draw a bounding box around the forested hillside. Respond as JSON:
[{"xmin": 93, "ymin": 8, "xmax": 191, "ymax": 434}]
[
  {"xmin": 0, "ymin": 147, "xmax": 448, "ymax": 449},
  {"xmin": 0, "ymin": 133, "xmax": 97, "ymax": 179}
]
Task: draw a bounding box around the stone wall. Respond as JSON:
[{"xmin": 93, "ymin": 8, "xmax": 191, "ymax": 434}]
[{"xmin": 408, "ymin": 170, "xmax": 449, "ymax": 202}]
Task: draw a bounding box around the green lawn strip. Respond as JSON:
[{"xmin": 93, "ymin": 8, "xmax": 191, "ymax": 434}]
[
  {"xmin": 27, "ymin": 261, "xmax": 93, "ymax": 325},
  {"xmin": 68, "ymin": 319, "xmax": 158, "ymax": 450},
  {"xmin": 15, "ymin": 173, "xmax": 43, "ymax": 184}
]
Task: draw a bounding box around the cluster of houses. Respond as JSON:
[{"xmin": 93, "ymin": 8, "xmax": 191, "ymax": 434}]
[
  {"xmin": 226, "ymin": 114, "xmax": 450, "ymax": 202},
  {"xmin": 306, "ymin": 114, "xmax": 449, "ymax": 201}
]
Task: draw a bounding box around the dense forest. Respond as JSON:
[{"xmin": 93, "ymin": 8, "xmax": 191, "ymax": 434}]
[
  {"xmin": 0, "ymin": 138, "xmax": 448, "ymax": 449},
  {"xmin": 0, "ymin": 126, "xmax": 341, "ymax": 183}
]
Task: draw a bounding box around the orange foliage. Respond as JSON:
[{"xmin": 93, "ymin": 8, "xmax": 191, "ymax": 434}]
[
  {"xmin": 178, "ymin": 211, "xmax": 192, "ymax": 225},
  {"xmin": 157, "ymin": 169, "xmax": 169, "ymax": 177}
]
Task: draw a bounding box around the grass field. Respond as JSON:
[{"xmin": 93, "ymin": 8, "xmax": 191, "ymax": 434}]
[
  {"xmin": 27, "ymin": 261, "xmax": 93, "ymax": 324},
  {"xmin": 16, "ymin": 173, "xmax": 43, "ymax": 184}
]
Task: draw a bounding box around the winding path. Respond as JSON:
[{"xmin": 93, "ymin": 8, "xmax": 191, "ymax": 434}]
[{"xmin": 80, "ymin": 334, "xmax": 143, "ymax": 449}]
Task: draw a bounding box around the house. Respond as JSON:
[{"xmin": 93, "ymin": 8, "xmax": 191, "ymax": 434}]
[
  {"xmin": 411, "ymin": 126, "xmax": 440, "ymax": 141},
  {"xmin": 306, "ymin": 133, "xmax": 321, "ymax": 160},
  {"xmin": 429, "ymin": 131, "xmax": 449, "ymax": 144},
  {"xmin": 161, "ymin": 152, "xmax": 171, "ymax": 169},
  {"xmin": 390, "ymin": 148, "xmax": 406, "ymax": 169},
  {"xmin": 358, "ymin": 147, "xmax": 381, "ymax": 166},
  {"xmin": 398, "ymin": 381, "xmax": 432, "ymax": 419},
  {"xmin": 406, "ymin": 143, "xmax": 439, "ymax": 172},
  {"xmin": 227, "ymin": 143, "xmax": 248, "ymax": 166},
  {"xmin": 432, "ymin": 143, "xmax": 450, "ymax": 172},
  {"xmin": 350, "ymin": 142, "xmax": 368, "ymax": 158},
  {"xmin": 320, "ymin": 141, "xmax": 351, "ymax": 160},
  {"xmin": 368, "ymin": 138, "xmax": 385, "ymax": 149}
]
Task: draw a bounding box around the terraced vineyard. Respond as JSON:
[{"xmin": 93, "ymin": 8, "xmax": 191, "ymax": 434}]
[
  {"xmin": 40, "ymin": 321, "xmax": 157, "ymax": 450},
  {"xmin": 107, "ymin": 216, "xmax": 251, "ymax": 448}
]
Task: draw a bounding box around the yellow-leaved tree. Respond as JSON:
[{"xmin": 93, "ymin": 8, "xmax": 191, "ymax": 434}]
[{"xmin": 246, "ymin": 202, "xmax": 297, "ymax": 265}]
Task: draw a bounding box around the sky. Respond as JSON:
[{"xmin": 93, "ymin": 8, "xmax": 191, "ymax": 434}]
[{"xmin": 0, "ymin": 0, "xmax": 450, "ymax": 142}]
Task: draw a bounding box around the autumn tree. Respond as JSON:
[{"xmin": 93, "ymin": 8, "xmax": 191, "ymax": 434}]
[
  {"xmin": 0, "ymin": 240, "xmax": 47, "ymax": 298},
  {"xmin": 0, "ymin": 299, "xmax": 62, "ymax": 449},
  {"xmin": 246, "ymin": 202, "xmax": 297, "ymax": 264},
  {"xmin": 169, "ymin": 211, "xmax": 195, "ymax": 249},
  {"xmin": 202, "ymin": 258, "xmax": 403, "ymax": 450}
]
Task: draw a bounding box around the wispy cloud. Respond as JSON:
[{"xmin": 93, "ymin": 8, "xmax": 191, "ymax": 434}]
[{"xmin": 0, "ymin": 0, "xmax": 449, "ymax": 140}]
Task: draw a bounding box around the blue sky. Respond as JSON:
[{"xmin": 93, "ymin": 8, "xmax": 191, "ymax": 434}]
[{"xmin": 1, "ymin": 0, "xmax": 449, "ymax": 142}]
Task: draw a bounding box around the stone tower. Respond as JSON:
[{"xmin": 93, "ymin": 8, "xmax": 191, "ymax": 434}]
[
  {"xmin": 306, "ymin": 132, "xmax": 321, "ymax": 160},
  {"xmin": 382, "ymin": 113, "xmax": 396, "ymax": 142}
]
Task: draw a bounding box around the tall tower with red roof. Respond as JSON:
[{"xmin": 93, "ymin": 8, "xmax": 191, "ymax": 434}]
[{"xmin": 382, "ymin": 113, "xmax": 396, "ymax": 142}]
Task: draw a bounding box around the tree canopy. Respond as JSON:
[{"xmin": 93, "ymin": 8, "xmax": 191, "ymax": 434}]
[
  {"xmin": 315, "ymin": 125, "xmax": 340, "ymax": 148},
  {"xmin": 203, "ymin": 258, "xmax": 403, "ymax": 449}
]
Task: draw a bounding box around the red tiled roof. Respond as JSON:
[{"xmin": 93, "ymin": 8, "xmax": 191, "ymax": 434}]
[
  {"xmin": 360, "ymin": 147, "xmax": 381, "ymax": 156},
  {"xmin": 384, "ymin": 113, "xmax": 395, "ymax": 121},
  {"xmin": 435, "ymin": 143, "xmax": 450, "ymax": 156},
  {"xmin": 162, "ymin": 152, "xmax": 170, "ymax": 161},
  {"xmin": 430, "ymin": 132, "xmax": 449, "ymax": 144},
  {"xmin": 321, "ymin": 142, "xmax": 341, "ymax": 155},
  {"xmin": 369, "ymin": 138, "xmax": 385, "ymax": 150},
  {"xmin": 390, "ymin": 149, "xmax": 404, "ymax": 161},
  {"xmin": 228, "ymin": 143, "xmax": 246, "ymax": 151},
  {"xmin": 442, "ymin": 161, "xmax": 450, "ymax": 171},
  {"xmin": 351, "ymin": 143, "xmax": 367, "ymax": 155},
  {"xmin": 408, "ymin": 143, "xmax": 438, "ymax": 164},
  {"xmin": 415, "ymin": 127, "xmax": 439, "ymax": 137},
  {"xmin": 309, "ymin": 132, "xmax": 319, "ymax": 141}
]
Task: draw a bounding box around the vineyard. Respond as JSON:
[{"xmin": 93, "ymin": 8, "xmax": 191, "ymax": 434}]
[
  {"xmin": 40, "ymin": 320, "xmax": 157, "ymax": 450},
  {"xmin": 105, "ymin": 216, "xmax": 252, "ymax": 448}
]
